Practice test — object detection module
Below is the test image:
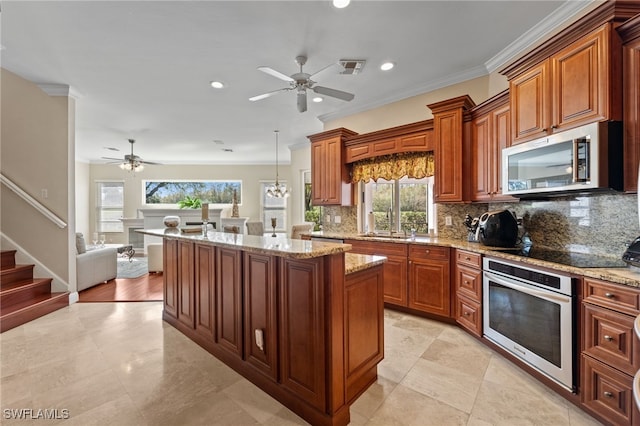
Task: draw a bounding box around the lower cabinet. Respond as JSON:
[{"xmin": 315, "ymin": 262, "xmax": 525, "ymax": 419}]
[
  {"xmin": 454, "ymin": 249, "xmax": 483, "ymax": 337},
  {"xmin": 163, "ymin": 239, "xmax": 179, "ymax": 319},
  {"xmin": 194, "ymin": 243, "xmax": 215, "ymax": 339},
  {"xmin": 581, "ymin": 277, "xmax": 640, "ymax": 425},
  {"xmin": 216, "ymin": 247, "xmax": 243, "ymax": 358},
  {"xmin": 344, "ymin": 239, "xmax": 408, "ymax": 306},
  {"xmin": 408, "ymin": 245, "xmax": 451, "ymax": 317}
]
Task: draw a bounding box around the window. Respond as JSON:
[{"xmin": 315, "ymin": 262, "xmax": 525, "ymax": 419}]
[
  {"xmin": 96, "ymin": 181, "xmax": 124, "ymax": 233},
  {"xmin": 260, "ymin": 181, "xmax": 287, "ymax": 232},
  {"xmin": 303, "ymin": 170, "xmax": 322, "ymax": 231},
  {"xmin": 143, "ymin": 180, "xmax": 242, "ymax": 205},
  {"xmin": 361, "ymin": 176, "xmax": 433, "ymax": 234}
]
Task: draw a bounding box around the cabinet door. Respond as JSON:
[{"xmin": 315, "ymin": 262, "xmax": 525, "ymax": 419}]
[
  {"xmin": 471, "ymin": 113, "xmax": 492, "ymax": 201},
  {"xmin": 279, "ymin": 257, "xmax": 326, "ymax": 410},
  {"xmin": 311, "ymin": 141, "xmax": 326, "ymax": 205},
  {"xmin": 177, "ymin": 240, "xmax": 195, "ymax": 328},
  {"xmin": 491, "ymin": 104, "xmax": 514, "ymax": 200},
  {"xmin": 216, "ymin": 247, "xmax": 243, "ymax": 358},
  {"xmin": 163, "ymin": 239, "xmax": 179, "ymax": 319},
  {"xmin": 552, "ymin": 26, "xmax": 609, "ymax": 131},
  {"xmin": 623, "ymin": 37, "xmax": 640, "ymax": 192},
  {"xmin": 194, "ymin": 243, "xmax": 215, "ymax": 339},
  {"xmin": 324, "ymin": 137, "xmax": 343, "ymax": 204},
  {"xmin": 434, "ymin": 109, "xmax": 463, "ymax": 202},
  {"xmin": 510, "ymin": 61, "xmax": 550, "ymax": 144},
  {"xmin": 455, "ymin": 293, "xmax": 482, "ymax": 337},
  {"xmin": 408, "ymin": 258, "xmax": 451, "ymax": 317},
  {"xmin": 382, "ymin": 255, "xmax": 408, "ymax": 306},
  {"xmin": 243, "ymin": 252, "xmax": 278, "ymax": 381}
]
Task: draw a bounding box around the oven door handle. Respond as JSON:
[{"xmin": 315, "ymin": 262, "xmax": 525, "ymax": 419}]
[{"xmin": 483, "ymin": 271, "xmax": 571, "ymax": 303}]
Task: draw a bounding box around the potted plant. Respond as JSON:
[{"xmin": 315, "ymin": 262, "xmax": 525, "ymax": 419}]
[{"xmin": 177, "ymin": 195, "xmax": 202, "ymax": 209}]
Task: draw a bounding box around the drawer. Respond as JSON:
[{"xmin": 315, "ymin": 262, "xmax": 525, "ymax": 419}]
[
  {"xmin": 345, "ymin": 239, "xmax": 408, "ymax": 257},
  {"xmin": 455, "ymin": 293, "xmax": 481, "ymax": 337},
  {"xmin": 408, "ymin": 244, "xmax": 449, "ymax": 261},
  {"xmin": 583, "ymin": 304, "xmax": 640, "ymax": 376},
  {"xmin": 455, "ymin": 264, "xmax": 482, "ymax": 301},
  {"xmin": 584, "ymin": 278, "xmax": 640, "ymax": 316},
  {"xmin": 581, "ymin": 354, "xmax": 635, "ymax": 426},
  {"xmin": 455, "ymin": 250, "xmax": 482, "ymax": 269}
]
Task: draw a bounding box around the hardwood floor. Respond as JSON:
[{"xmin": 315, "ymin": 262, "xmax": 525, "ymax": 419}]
[{"xmin": 78, "ymin": 272, "xmax": 163, "ymax": 302}]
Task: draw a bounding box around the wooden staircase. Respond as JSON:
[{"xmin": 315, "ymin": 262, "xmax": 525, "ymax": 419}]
[{"xmin": 1, "ymin": 250, "xmax": 69, "ymax": 333}]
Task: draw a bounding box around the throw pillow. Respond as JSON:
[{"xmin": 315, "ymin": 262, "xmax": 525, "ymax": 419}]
[{"xmin": 76, "ymin": 232, "xmax": 87, "ymax": 254}]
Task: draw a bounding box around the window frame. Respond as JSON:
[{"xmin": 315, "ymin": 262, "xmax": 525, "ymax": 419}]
[
  {"xmin": 96, "ymin": 180, "xmax": 124, "ymax": 233},
  {"xmin": 141, "ymin": 179, "xmax": 243, "ymax": 207}
]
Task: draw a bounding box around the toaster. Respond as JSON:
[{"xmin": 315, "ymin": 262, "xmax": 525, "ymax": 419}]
[{"xmin": 623, "ymin": 236, "xmax": 640, "ymax": 268}]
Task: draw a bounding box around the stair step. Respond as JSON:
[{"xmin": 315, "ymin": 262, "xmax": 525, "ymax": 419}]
[
  {"xmin": 1, "ymin": 251, "xmax": 17, "ymax": 270},
  {"xmin": 1, "ymin": 265, "xmax": 35, "ymax": 288},
  {"xmin": 1, "ymin": 292, "xmax": 69, "ymax": 333},
  {"xmin": 0, "ymin": 278, "xmax": 53, "ymax": 310}
]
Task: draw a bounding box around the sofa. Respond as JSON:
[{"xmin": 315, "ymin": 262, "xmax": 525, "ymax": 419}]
[{"xmin": 76, "ymin": 233, "xmax": 117, "ymax": 291}]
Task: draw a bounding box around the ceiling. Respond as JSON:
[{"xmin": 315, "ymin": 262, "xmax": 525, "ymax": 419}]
[{"xmin": 1, "ymin": 1, "xmax": 596, "ymax": 165}]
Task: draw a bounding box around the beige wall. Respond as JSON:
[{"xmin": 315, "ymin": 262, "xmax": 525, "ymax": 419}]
[
  {"xmin": 89, "ymin": 163, "xmax": 292, "ymax": 244},
  {"xmin": 75, "ymin": 161, "xmax": 91, "ymax": 238},
  {"xmin": 1, "ymin": 68, "xmax": 74, "ymax": 286}
]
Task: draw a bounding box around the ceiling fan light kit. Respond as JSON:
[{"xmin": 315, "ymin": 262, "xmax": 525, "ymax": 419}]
[
  {"xmin": 102, "ymin": 138, "xmax": 161, "ymax": 172},
  {"xmin": 249, "ymin": 55, "xmax": 355, "ymax": 113}
]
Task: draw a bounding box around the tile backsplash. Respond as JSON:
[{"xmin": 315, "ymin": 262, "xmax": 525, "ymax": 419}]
[
  {"xmin": 322, "ymin": 192, "xmax": 638, "ymax": 258},
  {"xmin": 438, "ymin": 192, "xmax": 639, "ymax": 257}
]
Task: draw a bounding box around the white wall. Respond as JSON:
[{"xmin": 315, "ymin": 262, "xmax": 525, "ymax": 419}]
[{"xmin": 89, "ymin": 163, "xmax": 292, "ymax": 244}]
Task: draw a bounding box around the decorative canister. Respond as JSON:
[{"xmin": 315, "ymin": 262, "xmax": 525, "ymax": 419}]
[{"xmin": 163, "ymin": 215, "xmax": 181, "ymax": 228}]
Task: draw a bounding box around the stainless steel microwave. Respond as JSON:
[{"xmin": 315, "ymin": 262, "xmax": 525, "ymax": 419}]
[{"xmin": 502, "ymin": 121, "xmax": 623, "ymax": 197}]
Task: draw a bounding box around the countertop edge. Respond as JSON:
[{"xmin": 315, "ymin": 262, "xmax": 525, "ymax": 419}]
[{"xmin": 345, "ymin": 253, "xmax": 387, "ymax": 275}]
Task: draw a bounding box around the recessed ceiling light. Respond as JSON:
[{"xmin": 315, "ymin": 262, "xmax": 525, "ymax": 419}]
[
  {"xmin": 210, "ymin": 81, "xmax": 225, "ymax": 89},
  {"xmin": 380, "ymin": 62, "xmax": 395, "ymax": 71},
  {"xmin": 333, "ymin": 0, "xmax": 350, "ymax": 8},
  {"xmin": 312, "ymin": 97, "xmax": 323, "ymax": 103}
]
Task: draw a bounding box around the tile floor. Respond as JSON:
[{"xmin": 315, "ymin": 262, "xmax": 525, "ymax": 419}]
[{"xmin": 0, "ymin": 303, "xmax": 602, "ymax": 425}]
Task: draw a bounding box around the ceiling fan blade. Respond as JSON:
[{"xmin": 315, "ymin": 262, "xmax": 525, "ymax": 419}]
[
  {"xmin": 312, "ymin": 86, "xmax": 355, "ymax": 102},
  {"xmin": 297, "ymin": 91, "xmax": 307, "ymax": 113},
  {"xmin": 249, "ymin": 88, "xmax": 289, "ymax": 102},
  {"xmin": 309, "ymin": 62, "xmax": 343, "ymax": 82},
  {"xmin": 140, "ymin": 160, "xmax": 162, "ymax": 165},
  {"xmin": 257, "ymin": 66, "xmax": 295, "ymax": 83}
]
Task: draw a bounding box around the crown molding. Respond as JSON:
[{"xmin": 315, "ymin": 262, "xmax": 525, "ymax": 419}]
[
  {"xmin": 485, "ymin": 0, "xmax": 602, "ymax": 73},
  {"xmin": 37, "ymin": 83, "xmax": 83, "ymax": 100},
  {"xmin": 317, "ymin": 64, "xmax": 487, "ymax": 124}
]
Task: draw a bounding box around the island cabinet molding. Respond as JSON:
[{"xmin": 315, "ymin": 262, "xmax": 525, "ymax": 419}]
[
  {"xmin": 618, "ymin": 13, "xmax": 640, "ymax": 192},
  {"xmin": 155, "ymin": 232, "xmax": 381, "ymax": 426},
  {"xmin": 308, "ymin": 128, "xmax": 358, "ymax": 206}
]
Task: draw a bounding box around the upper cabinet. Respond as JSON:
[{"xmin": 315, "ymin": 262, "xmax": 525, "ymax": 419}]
[
  {"xmin": 508, "ymin": 24, "xmax": 622, "ymax": 145},
  {"xmin": 308, "ymin": 128, "xmax": 357, "ymax": 206},
  {"xmin": 470, "ymin": 90, "xmax": 515, "ymax": 202},
  {"xmin": 428, "ymin": 95, "xmax": 476, "ymax": 203},
  {"xmin": 618, "ymin": 14, "xmax": 640, "ymax": 192}
]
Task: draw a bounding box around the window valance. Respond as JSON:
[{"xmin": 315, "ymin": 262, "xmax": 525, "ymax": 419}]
[{"xmin": 351, "ymin": 152, "xmax": 434, "ymax": 183}]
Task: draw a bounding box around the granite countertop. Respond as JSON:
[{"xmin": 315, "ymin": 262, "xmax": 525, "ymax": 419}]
[
  {"xmin": 345, "ymin": 253, "xmax": 387, "ymax": 275},
  {"xmin": 140, "ymin": 229, "xmax": 351, "ymax": 259},
  {"xmin": 307, "ymin": 231, "xmax": 640, "ymax": 288}
]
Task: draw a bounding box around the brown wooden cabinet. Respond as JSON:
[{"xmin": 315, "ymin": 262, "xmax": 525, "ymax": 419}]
[
  {"xmin": 509, "ymin": 24, "xmax": 622, "ymax": 145},
  {"xmin": 619, "ymin": 15, "xmax": 640, "ymax": 192},
  {"xmin": 581, "ymin": 277, "xmax": 640, "ymax": 425},
  {"xmin": 243, "ymin": 252, "xmax": 278, "ymax": 381},
  {"xmin": 177, "ymin": 240, "xmax": 195, "ymax": 328},
  {"xmin": 308, "ymin": 128, "xmax": 357, "ymax": 206},
  {"xmin": 163, "ymin": 238, "xmax": 179, "ymax": 320},
  {"xmin": 428, "ymin": 96, "xmax": 475, "ymax": 203},
  {"xmin": 216, "ymin": 247, "xmax": 243, "ymax": 358},
  {"xmin": 471, "ymin": 91, "xmax": 515, "ymax": 202},
  {"xmin": 453, "ymin": 249, "xmax": 483, "ymax": 336},
  {"xmin": 345, "ymin": 239, "xmax": 408, "ymax": 306},
  {"xmin": 194, "ymin": 243, "xmax": 215, "ymax": 339},
  {"xmin": 407, "ymin": 245, "xmax": 451, "ymax": 317}
]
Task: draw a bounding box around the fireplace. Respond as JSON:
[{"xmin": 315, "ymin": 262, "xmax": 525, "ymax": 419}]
[{"xmin": 120, "ymin": 218, "xmax": 144, "ymax": 250}]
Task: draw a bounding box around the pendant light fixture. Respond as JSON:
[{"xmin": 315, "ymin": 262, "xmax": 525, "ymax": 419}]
[{"xmin": 266, "ymin": 130, "xmax": 289, "ymax": 198}]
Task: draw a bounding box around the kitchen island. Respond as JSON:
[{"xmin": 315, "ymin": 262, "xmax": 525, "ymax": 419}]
[{"xmin": 141, "ymin": 229, "xmax": 386, "ymax": 426}]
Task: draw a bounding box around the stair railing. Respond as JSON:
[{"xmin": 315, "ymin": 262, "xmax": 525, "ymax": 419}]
[{"xmin": 0, "ymin": 173, "xmax": 67, "ymax": 229}]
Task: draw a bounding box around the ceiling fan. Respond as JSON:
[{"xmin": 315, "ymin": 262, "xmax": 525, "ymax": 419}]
[
  {"xmin": 249, "ymin": 55, "xmax": 355, "ymax": 113},
  {"xmin": 102, "ymin": 139, "xmax": 161, "ymax": 171}
]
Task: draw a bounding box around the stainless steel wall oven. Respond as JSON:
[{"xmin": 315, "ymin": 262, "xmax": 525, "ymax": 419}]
[{"xmin": 483, "ymin": 257, "xmax": 576, "ymax": 392}]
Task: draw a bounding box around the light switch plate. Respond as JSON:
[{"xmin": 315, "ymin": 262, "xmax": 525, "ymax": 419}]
[{"xmin": 334, "ymin": 215, "xmax": 341, "ymax": 224}]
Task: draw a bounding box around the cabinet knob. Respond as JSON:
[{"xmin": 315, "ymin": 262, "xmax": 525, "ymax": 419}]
[
  {"xmin": 425, "ymin": 249, "xmax": 430, "ymax": 254},
  {"xmin": 604, "ymin": 292, "xmax": 615, "ymax": 299},
  {"xmin": 465, "ymin": 256, "xmax": 471, "ymax": 261},
  {"xmin": 603, "ymin": 335, "xmax": 614, "ymax": 342},
  {"xmin": 463, "ymin": 311, "xmax": 470, "ymax": 316},
  {"xmin": 464, "ymin": 281, "xmax": 469, "ymax": 285},
  {"xmin": 604, "ymin": 391, "xmax": 614, "ymax": 398}
]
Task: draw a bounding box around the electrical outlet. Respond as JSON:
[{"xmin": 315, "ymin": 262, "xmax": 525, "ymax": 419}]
[
  {"xmin": 334, "ymin": 215, "xmax": 341, "ymax": 224},
  {"xmin": 445, "ymin": 216, "xmax": 453, "ymax": 226},
  {"xmin": 325, "ymin": 214, "xmax": 331, "ymax": 223}
]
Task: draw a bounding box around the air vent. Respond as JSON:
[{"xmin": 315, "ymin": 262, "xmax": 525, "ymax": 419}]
[{"xmin": 339, "ymin": 59, "xmax": 366, "ymax": 75}]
